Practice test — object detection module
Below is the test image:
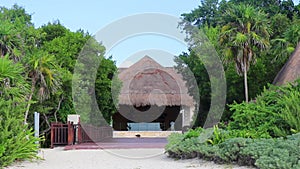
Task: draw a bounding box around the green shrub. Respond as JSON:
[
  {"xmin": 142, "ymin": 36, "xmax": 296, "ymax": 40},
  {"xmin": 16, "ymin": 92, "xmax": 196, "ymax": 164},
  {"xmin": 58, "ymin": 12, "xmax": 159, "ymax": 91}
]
[
  {"xmin": 183, "ymin": 127, "xmax": 203, "ymax": 140},
  {"xmin": 196, "ymin": 144, "xmax": 218, "ymax": 160},
  {"xmin": 228, "ymin": 79, "xmax": 300, "ymax": 137},
  {"xmin": 216, "ymin": 138, "xmax": 254, "ymax": 164},
  {"xmin": 174, "ymin": 125, "xmax": 264, "ymax": 147},
  {"xmin": 180, "ymin": 126, "xmax": 230, "ymax": 145},
  {"xmin": 165, "ymin": 133, "xmax": 185, "ymax": 154},
  {"xmin": 228, "ymin": 100, "xmax": 279, "ymax": 137},
  {"xmin": 228, "ymin": 129, "xmax": 271, "ymax": 139},
  {"xmin": 166, "ymin": 132, "xmax": 218, "ymax": 159},
  {"xmin": 0, "ymin": 100, "xmax": 40, "ymax": 167},
  {"xmin": 242, "ymin": 138, "xmax": 300, "ymax": 169},
  {"xmin": 275, "ymin": 85, "xmax": 300, "ymax": 136},
  {"xmin": 166, "ymin": 132, "xmax": 300, "ymax": 169},
  {"xmin": 166, "ymin": 135, "xmax": 201, "ymax": 159},
  {"xmin": 287, "ymin": 132, "xmax": 300, "ymax": 141}
]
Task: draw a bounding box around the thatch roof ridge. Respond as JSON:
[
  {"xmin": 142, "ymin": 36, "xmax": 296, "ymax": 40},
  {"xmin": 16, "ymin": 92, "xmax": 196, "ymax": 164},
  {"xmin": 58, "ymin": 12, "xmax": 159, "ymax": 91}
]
[
  {"xmin": 273, "ymin": 43, "xmax": 300, "ymax": 85},
  {"xmin": 118, "ymin": 56, "xmax": 163, "ymax": 78}
]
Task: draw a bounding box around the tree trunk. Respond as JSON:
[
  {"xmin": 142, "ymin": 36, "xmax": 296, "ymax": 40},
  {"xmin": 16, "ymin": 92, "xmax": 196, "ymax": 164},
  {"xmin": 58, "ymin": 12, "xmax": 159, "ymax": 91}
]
[
  {"xmin": 41, "ymin": 113, "xmax": 51, "ymax": 135},
  {"xmin": 24, "ymin": 80, "xmax": 36, "ymax": 124},
  {"xmin": 243, "ymin": 68, "xmax": 249, "ymax": 103},
  {"xmin": 54, "ymin": 96, "xmax": 63, "ymax": 122}
]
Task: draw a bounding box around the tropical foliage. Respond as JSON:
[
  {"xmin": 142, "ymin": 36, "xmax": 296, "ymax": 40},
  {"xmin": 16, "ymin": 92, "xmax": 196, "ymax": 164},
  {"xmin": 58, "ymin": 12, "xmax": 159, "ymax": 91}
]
[
  {"xmin": 1, "ymin": 1, "xmax": 300, "ymax": 168},
  {"xmin": 176, "ymin": 0, "xmax": 300, "ymax": 125},
  {"xmin": 0, "ymin": 5, "xmax": 119, "ymax": 167},
  {"xmin": 166, "ymin": 132, "xmax": 300, "ymax": 169},
  {"xmin": 229, "ymin": 79, "xmax": 300, "ymax": 137},
  {"xmin": 167, "ymin": 1, "xmax": 300, "ymax": 169},
  {"xmin": 0, "ymin": 56, "xmax": 39, "ymax": 167}
]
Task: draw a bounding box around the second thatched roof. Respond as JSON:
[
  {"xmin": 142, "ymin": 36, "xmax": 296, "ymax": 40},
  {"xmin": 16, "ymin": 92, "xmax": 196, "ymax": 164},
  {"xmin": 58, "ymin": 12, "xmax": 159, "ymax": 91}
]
[
  {"xmin": 118, "ymin": 56, "xmax": 194, "ymax": 107},
  {"xmin": 273, "ymin": 43, "xmax": 300, "ymax": 85}
]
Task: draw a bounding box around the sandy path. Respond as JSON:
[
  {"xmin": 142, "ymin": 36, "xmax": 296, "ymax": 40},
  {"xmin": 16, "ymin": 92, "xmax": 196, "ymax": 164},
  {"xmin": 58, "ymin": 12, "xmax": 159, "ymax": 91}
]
[{"xmin": 7, "ymin": 148, "xmax": 254, "ymax": 169}]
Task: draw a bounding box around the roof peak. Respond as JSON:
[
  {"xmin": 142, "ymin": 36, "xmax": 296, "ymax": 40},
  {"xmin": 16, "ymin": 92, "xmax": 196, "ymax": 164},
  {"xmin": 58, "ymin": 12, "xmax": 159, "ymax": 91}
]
[
  {"xmin": 138, "ymin": 55, "xmax": 157, "ymax": 62},
  {"xmin": 130, "ymin": 55, "xmax": 163, "ymax": 69}
]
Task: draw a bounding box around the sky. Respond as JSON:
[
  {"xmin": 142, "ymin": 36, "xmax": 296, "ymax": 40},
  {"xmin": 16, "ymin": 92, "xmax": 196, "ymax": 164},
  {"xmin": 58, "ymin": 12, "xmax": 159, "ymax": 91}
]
[
  {"xmin": 1, "ymin": 0, "xmax": 299, "ymax": 67},
  {"xmin": 1, "ymin": 1, "xmax": 199, "ymax": 33},
  {"xmin": 1, "ymin": 0, "xmax": 201, "ymax": 67}
]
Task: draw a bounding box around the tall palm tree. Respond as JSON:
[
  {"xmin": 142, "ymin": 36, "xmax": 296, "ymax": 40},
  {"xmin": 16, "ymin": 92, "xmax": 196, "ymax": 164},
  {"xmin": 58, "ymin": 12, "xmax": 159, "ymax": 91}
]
[
  {"xmin": 23, "ymin": 50, "xmax": 61, "ymax": 123},
  {"xmin": 220, "ymin": 4, "xmax": 270, "ymax": 102}
]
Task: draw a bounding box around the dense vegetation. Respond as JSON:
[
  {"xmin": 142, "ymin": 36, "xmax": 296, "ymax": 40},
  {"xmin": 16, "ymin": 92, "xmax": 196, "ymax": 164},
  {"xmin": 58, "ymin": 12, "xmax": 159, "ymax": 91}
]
[
  {"xmin": 0, "ymin": 5, "xmax": 119, "ymax": 167},
  {"xmin": 1, "ymin": 0, "xmax": 300, "ymax": 168},
  {"xmin": 176, "ymin": 0, "xmax": 300, "ymax": 125},
  {"xmin": 166, "ymin": 80, "xmax": 300, "ymax": 168},
  {"xmin": 166, "ymin": 132, "xmax": 300, "ymax": 169},
  {"xmin": 229, "ymin": 79, "xmax": 300, "ymax": 137},
  {"xmin": 167, "ymin": 1, "xmax": 300, "ymax": 169}
]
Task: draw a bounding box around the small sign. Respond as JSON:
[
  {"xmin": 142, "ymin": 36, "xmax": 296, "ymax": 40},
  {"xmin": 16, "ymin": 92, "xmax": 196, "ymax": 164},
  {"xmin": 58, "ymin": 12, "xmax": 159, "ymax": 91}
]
[{"xmin": 67, "ymin": 115, "xmax": 80, "ymax": 124}]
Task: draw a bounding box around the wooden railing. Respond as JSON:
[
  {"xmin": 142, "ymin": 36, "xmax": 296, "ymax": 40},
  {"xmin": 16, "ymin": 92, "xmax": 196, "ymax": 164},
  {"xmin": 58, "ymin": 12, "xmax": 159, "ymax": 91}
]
[
  {"xmin": 78, "ymin": 124, "xmax": 113, "ymax": 143},
  {"xmin": 50, "ymin": 122, "xmax": 69, "ymax": 148},
  {"xmin": 51, "ymin": 122, "xmax": 113, "ymax": 148}
]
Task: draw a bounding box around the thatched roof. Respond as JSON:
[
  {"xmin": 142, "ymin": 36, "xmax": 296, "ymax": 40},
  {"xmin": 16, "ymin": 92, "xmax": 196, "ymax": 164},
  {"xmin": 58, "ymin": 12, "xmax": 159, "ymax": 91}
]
[
  {"xmin": 118, "ymin": 56, "xmax": 194, "ymax": 107},
  {"xmin": 273, "ymin": 43, "xmax": 300, "ymax": 85}
]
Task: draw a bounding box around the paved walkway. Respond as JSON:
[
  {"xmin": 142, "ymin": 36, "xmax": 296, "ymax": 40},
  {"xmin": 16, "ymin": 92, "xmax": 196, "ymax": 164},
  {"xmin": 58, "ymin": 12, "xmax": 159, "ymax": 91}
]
[
  {"xmin": 64, "ymin": 138, "xmax": 168, "ymax": 150},
  {"xmin": 6, "ymin": 138, "xmax": 255, "ymax": 169},
  {"xmin": 7, "ymin": 148, "xmax": 255, "ymax": 169}
]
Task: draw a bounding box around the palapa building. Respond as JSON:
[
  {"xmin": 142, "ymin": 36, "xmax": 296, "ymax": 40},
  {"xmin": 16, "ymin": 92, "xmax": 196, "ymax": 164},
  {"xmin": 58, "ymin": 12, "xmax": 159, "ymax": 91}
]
[
  {"xmin": 273, "ymin": 43, "xmax": 300, "ymax": 85},
  {"xmin": 113, "ymin": 56, "xmax": 195, "ymax": 131}
]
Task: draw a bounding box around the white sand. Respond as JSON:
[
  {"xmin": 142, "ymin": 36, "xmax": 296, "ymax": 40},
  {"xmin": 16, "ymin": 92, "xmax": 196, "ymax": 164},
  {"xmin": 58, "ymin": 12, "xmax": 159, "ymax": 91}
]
[{"xmin": 6, "ymin": 148, "xmax": 255, "ymax": 169}]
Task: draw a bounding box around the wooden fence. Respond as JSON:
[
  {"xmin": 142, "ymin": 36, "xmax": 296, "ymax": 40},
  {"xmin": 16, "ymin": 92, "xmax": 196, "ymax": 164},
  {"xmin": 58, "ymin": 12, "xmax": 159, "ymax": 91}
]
[
  {"xmin": 50, "ymin": 122, "xmax": 113, "ymax": 148},
  {"xmin": 50, "ymin": 123, "xmax": 69, "ymax": 148},
  {"xmin": 78, "ymin": 124, "xmax": 113, "ymax": 143}
]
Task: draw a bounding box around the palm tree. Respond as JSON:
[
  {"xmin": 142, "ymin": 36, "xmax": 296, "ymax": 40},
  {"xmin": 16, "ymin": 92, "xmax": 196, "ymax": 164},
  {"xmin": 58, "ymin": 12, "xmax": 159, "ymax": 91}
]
[
  {"xmin": 220, "ymin": 4, "xmax": 270, "ymax": 102},
  {"xmin": 0, "ymin": 55, "xmax": 29, "ymax": 101},
  {"xmin": 23, "ymin": 50, "xmax": 61, "ymax": 123},
  {"xmin": 0, "ymin": 21, "xmax": 23, "ymax": 62}
]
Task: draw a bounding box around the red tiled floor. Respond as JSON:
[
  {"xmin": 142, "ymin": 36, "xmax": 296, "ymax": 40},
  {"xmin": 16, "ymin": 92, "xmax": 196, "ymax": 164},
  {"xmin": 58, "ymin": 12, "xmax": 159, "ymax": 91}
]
[{"xmin": 64, "ymin": 138, "xmax": 168, "ymax": 150}]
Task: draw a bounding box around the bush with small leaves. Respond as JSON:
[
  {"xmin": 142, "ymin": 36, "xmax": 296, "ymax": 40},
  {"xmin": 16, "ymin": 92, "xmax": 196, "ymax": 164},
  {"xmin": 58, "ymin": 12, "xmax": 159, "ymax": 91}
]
[{"xmin": 166, "ymin": 132, "xmax": 300, "ymax": 169}]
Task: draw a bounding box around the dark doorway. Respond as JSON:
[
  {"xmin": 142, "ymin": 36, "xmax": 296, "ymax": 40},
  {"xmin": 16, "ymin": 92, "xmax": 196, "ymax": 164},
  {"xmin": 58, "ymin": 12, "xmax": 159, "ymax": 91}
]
[{"xmin": 112, "ymin": 105, "xmax": 182, "ymax": 131}]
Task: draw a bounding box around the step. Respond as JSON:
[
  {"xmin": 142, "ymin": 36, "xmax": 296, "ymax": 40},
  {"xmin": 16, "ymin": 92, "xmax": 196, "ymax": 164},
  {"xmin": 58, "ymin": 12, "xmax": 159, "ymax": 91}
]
[{"xmin": 113, "ymin": 131, "xmax": 181, "ymax": 138}]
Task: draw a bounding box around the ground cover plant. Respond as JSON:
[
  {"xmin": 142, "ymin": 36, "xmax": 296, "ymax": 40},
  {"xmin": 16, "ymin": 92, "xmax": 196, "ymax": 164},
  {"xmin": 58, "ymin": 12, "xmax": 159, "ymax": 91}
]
[
  {"xmin": 166, "ymin": 130, "xmax": 300, "ymax": 169},
  {"xmin": 166, "ymin": 79, "xmax": 300, "ymax": 169}
]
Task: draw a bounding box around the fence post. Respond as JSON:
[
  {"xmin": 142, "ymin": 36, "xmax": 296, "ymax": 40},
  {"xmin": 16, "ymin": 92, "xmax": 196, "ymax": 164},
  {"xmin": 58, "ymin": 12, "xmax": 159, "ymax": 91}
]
[
  {"xmin": 67, "ymin": 122, "xmax": 74, "ymax": 145},
  {"xmin": 77, "ymin": 122, "xmax": 82, "ymax": 144},
  {"xmin": 50, "ymin": 123, "xmax": 54, "ymax": 148}
]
